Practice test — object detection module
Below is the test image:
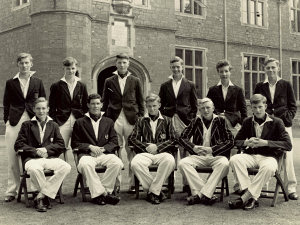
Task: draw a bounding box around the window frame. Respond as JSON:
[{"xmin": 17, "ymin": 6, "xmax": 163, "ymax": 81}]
[
  {"xmin": 175, "ymin": 0, "xmax": 207, "ymax": 19},
  {"xmin": 175, "ymin": 45, "xmax": 207, "ymax": 98},
  {"xmin": 241, "ymin": 0, "xmax": 268, "ymax": 28},
  {"xmin": 290, "ymin": 0, "xmax": 300, "ymax": 33},
  {"xmin": 132, "ymin": 0, "xmax": 151, "ymax": 9},
  {"xmin": 291, "ymin": 58, "xmax": 300, "ymax": 103},
  {"xmin": 12, "ymin": 0, "xmax": 30, "ymax": 10},
  {"xmin": 242, "ymin": 53, "xmax": 268, "ymax": 100}
]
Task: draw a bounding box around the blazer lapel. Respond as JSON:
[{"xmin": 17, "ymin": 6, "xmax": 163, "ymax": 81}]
[
  {"xmin": 225, "ymin": 86, "xmax": 234, "ymax": 103},
  {"xmin": 31, "ymin": 122, "xmax": 42, "ymax": 144},
  {"xmin": 144, "ymin": 118, "xmax": 154, "ymax": 142},
  {"xmin": 210, "ymin": 118, "xmax": 218, "ymax": 141},
  {"xmin": 83, "ymin": 118, "xmax": 97, "ymax": 142},
  {"xmin": 155, "ymin": 119, "xmax": 164, "ymax": 140},
  {"xmin": 262, "ymin": 83, "xmax": 272, "ymax": 102},
  {"xmin": 166, "ymin": 80, "xmax": 176, "ymax": 99},
  {"xmin": 123, "ymin": 75, "xmax": 131, "ymax": 96},
  {"xmin": 72, "ymin": 82, "xmax": 81, "ymax": 100},
  {"xmin": 111, "ymin": 75, "xmax": 122, "ymax": 96},
  {"xmin": 218, "ymin": 85, "xmax": 225, "ymax": 103},
  {"xmin": 42, "ymin": 123, "xmax": 52, "ymax": 144},
  {"xmin": 12, "ymin": 79, "xmax": 25, "ymax": 100},
  {"xmin": 60, "ymin": 81, "xmax": 72, "ymax": 100},
  {"xmin": 273, "ymin": 80, "xmax": 283, "ymax": 102},
  {"xmin": 177, "ymin": 78, "xmax": 187, "ymax": 98},
  {"xmin": 260, "ymin": 121, "xmax": 272, "ymax": 139}
]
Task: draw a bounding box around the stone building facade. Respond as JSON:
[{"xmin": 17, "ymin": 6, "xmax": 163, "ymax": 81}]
[{"xmin": 1, "ymin": 0, "xmax": 300, "ymax": 130}]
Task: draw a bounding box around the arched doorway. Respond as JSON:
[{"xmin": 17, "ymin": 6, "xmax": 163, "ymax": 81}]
[{"xmin": 91, "ymin": 56, "xmax": 151, "ymax": 96}]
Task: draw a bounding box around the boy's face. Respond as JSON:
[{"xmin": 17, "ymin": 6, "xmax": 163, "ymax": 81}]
[
  {"xmin": 18, "ymin": 57, "xmax": 33, "ymax": 73},
  {"xmin": 146, "ymin": 100, "xmax": 161, "ymax": 116},
  {"xmin": 88, "ymin": 98, "xmax": 102, "ymax": 115},
  {"xmin": 33, "ymin": 101, "xmax": 49, "ymax": 121},
  {"xmin": 251, "ymin": 102, "xmax": 267, "ymax": 119},
  {"xmin": 218, "ymin": 65, "xmax": 231, "ymax": 84},
  {"xmin": 198, "ymin": 101, "xmax": 214, "ymax": 120},
  {"xmin": 264, "ymin": 61, "xmax": 279, "ymax": 81},
  {"xmin": 64, "ymin": 63, "xmax": 77, "ymax": 77},
  {"xmin": 170, "ymin": 61, "xmax": 183, "ymax": 77},
  {"xmin": 116, "ymin": 58, "xmax": 129, "ymax": 74}
]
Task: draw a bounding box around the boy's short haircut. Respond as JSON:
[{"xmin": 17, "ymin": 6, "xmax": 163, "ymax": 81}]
[
  {"xmin": 216, "ymin": 59, "xmax": 232, "ymax": 72},
  {"xmin": 88, "ymin": 93, "xmax": 101, "ymax": 103},
  {"xmin": 145, "ymin": 93, "xmax": 161, "ymax": 103},
  {"xmin": 197, "ymin": 97, "xmax": 214, "ymax": 107},
  {"xmin": 250, "ymin": 94, "xmax": 267, "ymax": 105},
  {"xmin": 264, "ymin": 58, "xmax": 280, "ymax": 67},
  {"xmin": 17, "ymin": 53, "xmax": 33, "ymax": 63},
  {"xmin": 170, "ymin": 56, "xmax": 184, "ymax": 65},
  {"xmin": 34, "ymin": 97, "xmax": 48, "ymax": 107},
  {"xmin": 116, "ymin": 53, "xmax": 129, "ymax": 61},
  {"xmin": 63, "ymin": 57, "xmax": 78, "ymax": 67}
]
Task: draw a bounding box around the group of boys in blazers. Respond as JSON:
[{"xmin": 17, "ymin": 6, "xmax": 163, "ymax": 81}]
[{"xmin": 2, "ymin": 52, "xmax": 298, "ymax": 212}]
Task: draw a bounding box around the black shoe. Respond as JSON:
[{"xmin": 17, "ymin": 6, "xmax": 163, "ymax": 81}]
[
  {"xmin": 92, "ymin": 195, "xmax": 106, "ymax": 205},
  {"xmin": 159, "ymin": 192, "xmax": 167, "ymax": 202},
  {"xmin": 43, "ymin": 196, "xmax": 52, "ymax": 209},
  {"xmin": 105, "ymin": 194, "xmax": 120, "ymax": 205},
  {"xmin": 232, "ymin": 189, "xmax": 246, "ymax": 196},
  {"xmin": 146, "ymin": 192, "xmax": 160, "ymax": 204},
  {"xmin": 187, "ymin": 195, "xmax": 201, "ymax": 205},
  {"xmin": 201, "ymin": 195, "xmax": 219, "ymax": 205},
  {"xmin": 288, "ymin": 192, "xmax": 298, "ymax": 200},
  {"xmin": 127, "ymin": 186, "xmax": 136, "ymax": 194},
  {"xmin": 4, "ymin": 196, "xmax": 15, "ymax": 202},
  {"xmin": 243, "ymin": 198, "xmax": 259, "ymax": 211},
  {"xmin": 34, "ymin": 198, "xmax": 47, "ymax": 212},
  {"xmin": 228, "ymin": 198, "xmax": 244, "ymax": 209},
  {"xmin": 183, "ymin": 185, "xmax": 192, "ymax": 196}
]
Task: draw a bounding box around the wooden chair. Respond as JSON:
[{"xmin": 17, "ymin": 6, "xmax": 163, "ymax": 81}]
[
  {"xmin": 247, "ymin": 152, "xmax": 289, "ymax": 207},
  {"xmin": 72, "ymin": 147, "xmax": 120, "ymax": 202},
  {"xmin": 16, "ymin": 150, "xmax": 65, "ymax": 207},
  {"xmin": 131, "ymin": 146, "xmax": 178, "ymax": 199}
]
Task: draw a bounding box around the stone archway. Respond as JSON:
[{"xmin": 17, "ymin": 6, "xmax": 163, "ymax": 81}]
[{"xmin": 91, "ymin": 56, "xmax": 151, "ymax": 96}]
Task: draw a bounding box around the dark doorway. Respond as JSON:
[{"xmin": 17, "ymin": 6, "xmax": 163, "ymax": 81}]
[{"xmin": 97, "ymin": 66, "xmax": 117, "ymax": 96}]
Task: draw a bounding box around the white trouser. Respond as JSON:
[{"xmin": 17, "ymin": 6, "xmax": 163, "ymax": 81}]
[
  {"xmin": 5, "ymin": 111, "xmax": 30, "ymax": 197},
  {"xmin": 114, "ymin": 110, "xmax": 134, "ymax": 186},
  {"xmin": 59, "ymin": 114, "xmax": 76, "ymax": 162},
  {"xmin": 25, "ymin": 158, "xmax": 71, "ymax": 199},
  {"xmin": 285, "ymin": 127, "xmax": 297, "ymax": 193},
  {"xmin": 77, "ymin": 154, "xmax": 124, "ymax": 198},
  {"xmin": 230, "ymin": 154, "xmax": 278, "ymax": 200},
  {"xmin": 131, "ymin": 152, "xmax": 175, "ymax": 196},
  {"xmin": 179, "ymin": 155, "xmax": 229, "ymax": 198}
]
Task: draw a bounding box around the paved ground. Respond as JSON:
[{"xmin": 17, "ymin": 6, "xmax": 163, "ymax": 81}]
[{"xmin": 0, "ymin": 135, "xmax": 299, "ymax": 225}]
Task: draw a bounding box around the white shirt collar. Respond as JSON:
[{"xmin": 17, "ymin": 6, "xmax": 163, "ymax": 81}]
[
  {"xmin": 13, "ymin": 71, "xmax": 36, "ymax": 79},
  {"xmin": 60, "ymin": 75, "xmax": 81, "ymax": 83},
  {"xmin": 197, "ymin": 113, "xmax": 218, "ymax": 121},
  {"xmin": 113, "ymin": 70, "xmax": 131, "ymax": 78},
  {"xmin": 168, "ymin": 74, "xmax": 184, "ymax": 80},
  {"xmin": 144, "ymin": 111, "xmax": 164, "ymax": 120},
  {"xmin": 31, "ymin": 116, "xmax": 53, "ymax": 122},
  {"xmin": 217, "ymin": 80, "xmax": 234, "ymax": 87},
  {"xmin": 263, "ymin": 76, "xmax": 281, "ymax": 84},
  {"xmin": 85, "ymin": 112, "xmax": 104, "ymax": 121},
  {"xmin": 252, "ymin": 113, "xmax": 273, "ymax": 123}
]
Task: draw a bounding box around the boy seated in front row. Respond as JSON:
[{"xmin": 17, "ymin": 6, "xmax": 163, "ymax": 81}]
[
  {"xmin": 128, "ymin": 93, "xmax": 177, "ymax": 204},
  {"xmin": 71, "ymin": 93, "xmax": 123, "ymax": 206},
  {"xmin": 228, "ymin": 94, "xmax": 292, "ymax": 210},
  {"xmin": 14, "ymin": 97, "xmax": 71, "ymax": 212}
]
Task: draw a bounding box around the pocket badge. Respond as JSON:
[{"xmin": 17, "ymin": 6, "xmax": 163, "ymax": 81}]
[
  {"xmin": 105, "ymin": 134, "xmax": 109, "ymax": 140},
  {"xmin": 50, "ymin": 138, "xmax": 54, "ymax": 143},
  {"xmin": 160, "ymin": 133, "xmax": 166, "ymax": 140}
]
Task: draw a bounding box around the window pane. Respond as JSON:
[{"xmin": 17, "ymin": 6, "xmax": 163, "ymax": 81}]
[
  {"xmin": 185, "ymin": 68, "xmax": 193, "ymax": 81},
  {"xmin": 293, "ymin": 76, "xmax": 298, "ymax": 100},
  {"xmin": 297, "ymin": 0, "xmax": 300, "ymax": 8},
  {"xmin": 292, "ymin": 61, "xmax": 297, "ymax": 74},
  {"xmin": 291, "ymin": 10, "xmax": 296, "ymax": 32},
  {"xmin": 195, "ymin": 69, "xmax": 202, "ymax": 98},
  {"xmin": 298, "ymin": 10, "xmax": 300, "ymax": 32},
  {"xmin": 175, "ymin": 49, "xmax": 183, "ymax": 59},
  {"xmin": 257, "ymin": 2, "xmax": 263, "ymax": 26},
  {"xmin": 242, "ymin": 0, "xmax": 248, "ymax": 23},
  {"xmin": 185, "ymin": 50, "xmax": 193, "ymax": 66},
  {"xmin": 184, "ymin": 0, "xmax": 191, "ymax": 14},
  {"xmin": 252, "ymin": 57, "xmax": 258, "ymax": 71},
  {"xmin": 244, "ymin": 72, "xmax": 251, "ymax": 99},
  {"xmin": 252, "ymin": 72, "xmax": 258, "ymax": 95},
  {"xmin": 175, "ymin": 0, "xmax": 181, "ymax": 12},
  {"xmin": 16, "ymin": 0, "xmax": 20, "ymax": 6},
  {"xmin": 244, "ymin": 56, "xmax": 250, "ymax": 70},
  {"xmin": 23, "ymin": 0, "xmax": 28, "ymax": 3},
  {"xmin": 195, "ymin": 51, "xmax": 203, "ymax": 66},
  {"xmin": 259, "ymin": 73, "xmax": 265, "ymax": 82},
  {"xmin": 194, "ymin": 0, "xmax": 202, "ymax": 15},
  {"xmin": 298, "ymin": 62, "xmax": 300, "ymax": 73},
  {"xmin": 249, "ymin": 0, "xmax": 255, "ymax": 25},
  {"xmin": 298, "ymin": 76, "xmax": 300, "ymax": 100},
  {"xmin": 259, "ymin": 57, "xmax": 265, "ymax": 71}
]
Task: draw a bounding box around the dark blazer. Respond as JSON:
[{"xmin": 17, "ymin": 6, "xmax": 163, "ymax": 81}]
[
  {"xmin": 235, "ymin": 115, "xmax": 292, "ymax": 159},
  {"xmin": 14, "ymin": 119, "xmax": 65, "ymax": 164},
  {"xmin": 159, "ymin": 78, "xmax": 198, "ymax": 126},
  {"xmin": 3, "ymin": 76, "xmax": 46, "ymax": 126},
  {"xmin": 128, "ymin": 114, "xmax": 177, "ymax": 154},
  {"xmin": 178, "ymin": 116, "xmax": 234, "ymax": 158},
  {"xmin": 254, "ymin": 79, "xmax": 297, "ymax": 127},
  {"xmin": 49, "ymin": 80, "xmax": 88, "ymax": 126},
  {"xmin": 207, "ymin": 84, "xmax": 247, "ymax": 127},
  {"xmin": 71, "ymin": 115, "xmax": 119, "ymax": 160},
  {"xmin": 101, "ymin": 73, "xmax": 145, "ymax": 125}
]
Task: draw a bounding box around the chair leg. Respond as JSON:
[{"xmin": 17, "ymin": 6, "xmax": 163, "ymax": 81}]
[
  {"xmin": 220, "ymin": 178, "xmax": 225, "ymax": 202},
  {"xmin": 134, "ymin": 176, "xmax": 140, "ymax": 199},
  {"xmin": 17, "ymin": 178, "xmax": 23, "ymax": 202},
  {"xmin": 78, "ymin": 174, "xmax": 87, "ymax": 202},
  {"xmin": 167, "ymin": 172, "xmax": 174, "ymax": 199},
  {"xmin": 225, "ymin": 176, "xmax": 229, "ymax": 196},
  {"xmin": 276, "ymin": 173, "xmax": 289, "ymax": 202},
  {"xmin": 73, "ymin": 174, "xmax": 80, "ymax": 197},
  {"xmin": 22, "ymin": 178, "xmax": 30, "ymax": 208},
  {"xmin": 58, "ymin": 184, "xmax": 64, "ymax": 204}
]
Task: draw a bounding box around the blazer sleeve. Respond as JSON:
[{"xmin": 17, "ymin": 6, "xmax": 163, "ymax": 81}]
[
  {"xmin": 156, "ymin": 119, "xmax": 177, "ymax": 153},
  {"xmin": 71, "ymin": 121, "xmax": 91, "ymax": 154},
  {"xmin": 158, "ymin": 85, "xmax": 166, "ymax": 112},
  {"xmin": 178, "ymin": 119, "xmax": 197, "ymax": 155},
  {"xmin": 237, "ymin": 87, "xmax": 248, "ymax": 122},
  {"xmin": 44, "ymin": 123, "xmax": 66, "ymax": 157},
  {"xmin": 3, "ymin": 80, "xmax": 10, "ymax": 124},
  {"xmin": 135, "ymin": 78, "xmax": 145, "ymax": 117},
  {"xmin": 14, "ymin": 122, "xmax": 39, "ymax": 158},
  {"xmin": 101, "ymin": 79, "xmax": 109, "ymax": 112},
  {"xmin": 128, "ymin": 118, "xmax": 148, "ymax": 153},
  {"xmin": 39, "ymin": 79, "xmax": 46, "ymax": 98},
  {"xmin": 49, "ymin": 83, "xmax": 57, "ymax": 120},
  {"xmin": 189, "ymin": 82, "xmax": 198, "ymax": 118},
  {"xmin": 284, "ymin": 82, "xmax": 297, "ymax": 124},
  {"xmin": 103, "ymin": 121, "xmax": 119, "ymax": 153},
  {"xmin": 267, "ymin": 119, "xmax": 292, "ymax": 152},
  {"xmin": 82, "ymin": 83, "xmax": 89, "ymax": 114},
  {"xmin": 234, "ymin": 119, "xmax": 249, "ymax": 149}
]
